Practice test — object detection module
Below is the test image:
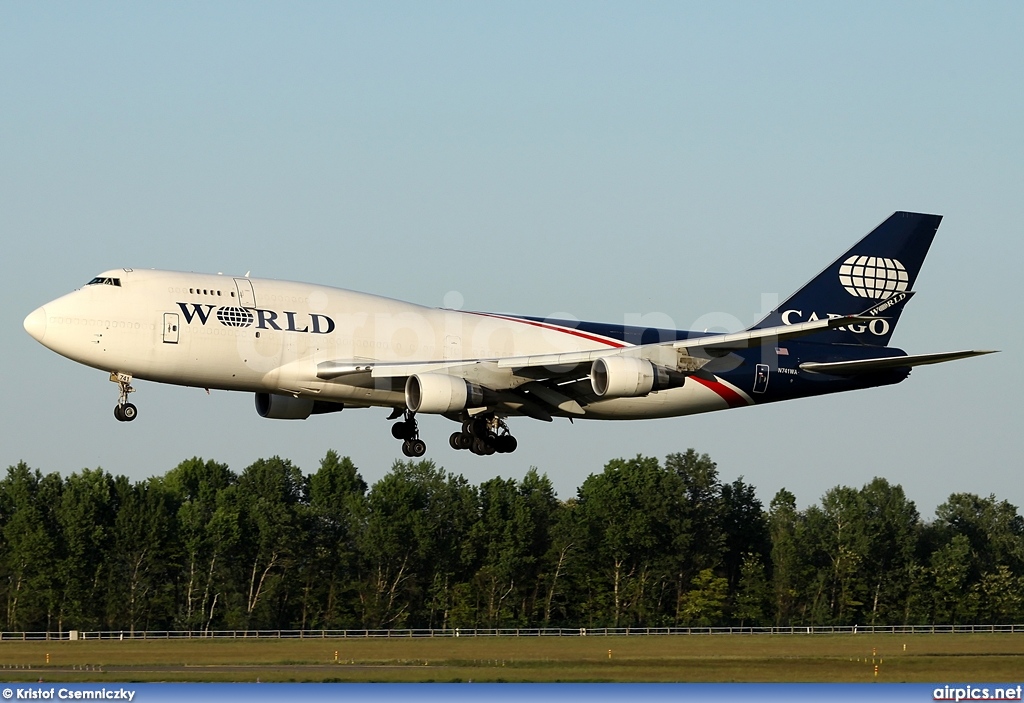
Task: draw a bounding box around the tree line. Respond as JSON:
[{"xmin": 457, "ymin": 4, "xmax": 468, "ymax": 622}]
[{"xmin": 1, "ymin": 449, "xmax": 1022, "ymax": 633}]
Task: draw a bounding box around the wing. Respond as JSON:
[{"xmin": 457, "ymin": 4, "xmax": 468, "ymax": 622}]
[{"xmin": 314, "ymin": 314, "xmax": 877, "ymax": 418}]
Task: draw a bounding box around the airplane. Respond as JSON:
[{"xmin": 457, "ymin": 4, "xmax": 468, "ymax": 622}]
[{"xmin": 23, "ymin": 211, "xmax": 995, "ymax": 458}]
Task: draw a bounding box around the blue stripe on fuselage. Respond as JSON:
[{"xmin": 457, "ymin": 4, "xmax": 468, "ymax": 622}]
[{"xmin": 515, "ymin": 316, "xmax": 705, "ymax": 346}]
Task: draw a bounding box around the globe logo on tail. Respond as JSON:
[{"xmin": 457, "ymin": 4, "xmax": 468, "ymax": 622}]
[{"xmin": 839, "ymin": 256, "xmax": 908, "ymax": 299}]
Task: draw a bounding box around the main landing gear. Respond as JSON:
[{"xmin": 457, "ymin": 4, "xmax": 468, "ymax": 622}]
[
  {"xmin": 110, "ymin": 372, "xmax": 138, "ymax": 422},
  {"xmin": 388, "ymin": 410, "xmax": 519, "ymax": 457},
  {"xmin": 390, "ymin": 409, "xmax": 426, "ymax": 458},
  {"xmin": 449, "ymin": 415, "xmax": 518, "ymax": 455}
]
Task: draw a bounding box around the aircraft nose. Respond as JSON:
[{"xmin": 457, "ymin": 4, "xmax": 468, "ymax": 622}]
[{"xmin": 24, "ymin": 306, "xmax": 47, "ymax": 342}]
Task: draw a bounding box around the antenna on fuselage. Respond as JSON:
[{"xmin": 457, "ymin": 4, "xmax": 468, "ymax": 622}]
[{"xmin": 245, "ymin": 271, "xmax": 251, "ymax": 277}]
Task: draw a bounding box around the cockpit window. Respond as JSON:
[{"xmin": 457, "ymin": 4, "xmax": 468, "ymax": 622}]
[{"xmin": 86, "ymin": 277, "xmax": 122, "ymax": 287}]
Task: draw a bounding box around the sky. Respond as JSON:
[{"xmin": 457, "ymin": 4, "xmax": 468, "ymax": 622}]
[{"xmin": 2, "ymin": 2, "xmax": 1021, "ymax": 515}]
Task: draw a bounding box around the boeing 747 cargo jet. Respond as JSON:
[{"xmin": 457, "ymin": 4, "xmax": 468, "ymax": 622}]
[{"xmin": 24, "ymin": 212, "xmax": 994, "ymax": 457}]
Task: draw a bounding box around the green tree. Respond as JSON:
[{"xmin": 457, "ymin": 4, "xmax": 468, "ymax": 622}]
[
  {"xmin": 665, "ymin": 450, "xmax": 726, "ymax": 574},
  {"xmin": 468, "ymin": 469, "xmax": 558, "ymax": 627},
  {"xmin": 576, "ymin": 455, "xmax": 658, "ymax": 626},
  {"xmin": 664, "ymin": 450, "xmax": 727, "ymax": 623},
  {"xmin": 55, "ymin": 468, "xmax": 117, "ymax": 631},
  {"xmin": 576, "ymin": 454, "xmax": 691, "ymax": 627},
  {"xmin": 233, "ymin": 456, "xmax": 305, "ymax": 628},
  {"xmin": 935, "ymin": 493, "xmax": 1024, "ymax": 578},
  {"xmin": 301, "ymin": 450, "xmax": 366, "ymax": 628},
  {"xmin": 768, "ymin": 488, "xmax": 801, "ymax": 626},
  {"xmin": 721, "ymin": 477, "xmax": 769, "ymax": 590},
  {"xmin": 802, "ymin": 486, "xmax": 869, "ymax": 624},
  {"xmin": 732, "ymin": 552, "xmax": 771, "ymax": 627},
  {"xmin": 931, "ymin": 533, "xmax": 976, "ymax": 623},
  {"xmin": 539, "ymin": 498, "xmax": 578, "ymax": 626},
  {"xmin": 679, "ymin": 568, "xmax": 729, "ymax": 626},
  {"xmin": 163, "ymin": 457, "xmax": 238, "ymax": 631},
  {"xmin": 972, "ymin": 565, "xmax": 1024, "ymax": 624},
  {"xmin": 357, "ymin": 460, "xmax": 476, "ymax": 629},
  {"xmin": 106, "ymin": 476, "xmax": 178, "ymax": 632},
  {"xmin": 899, "ymin": 561, "xmax": 933, "ymax": 625},
  {"xmin": 0, "ymin": 463, "xmax": 62, "ymax": 630}
]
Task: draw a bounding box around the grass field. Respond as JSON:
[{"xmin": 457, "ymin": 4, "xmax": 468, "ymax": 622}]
[{"xmin": 0, "ymin": 634, "xmax": 1022, "ymax": 683}]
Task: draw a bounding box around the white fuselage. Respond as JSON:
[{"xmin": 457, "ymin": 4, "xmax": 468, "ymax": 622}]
[{"xmin": 24, "ymin": 268, "xmax": 751, "ymax": 420}]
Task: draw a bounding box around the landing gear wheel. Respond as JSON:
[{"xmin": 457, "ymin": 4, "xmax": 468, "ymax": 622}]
[
  {"xmin": 495, "ymin": 435, "xmax": 517, "ymax": 453},
  {"xmin": 450, "ymin": 432, "xmax": 473, "ymax": 450},
  {"xmin": 456, "ymin": 413, "xmax": 517, "ymax": 455},
  {"xmin": 392, "ymin": 421, "xmax": 415, "ymax": 440},
  {"xmin": 393, "ymin": 410, "xmax": 426, "ymax": 457},
  {"xmin": 402, "ymin": 438, "xmax": 427, "ymax": 458},
  {"xmin": 110, "ymin": 372, "xmax": 137, "ymax": 423}
]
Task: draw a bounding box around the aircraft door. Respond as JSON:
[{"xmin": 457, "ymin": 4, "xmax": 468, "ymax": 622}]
[
  {"xmin": 753, "ymin": 364, "xmax": 770, "ymax": 394},
  {"xmin": 234, "ymin": 278, "xmax": 256, "ymax": 307},
  {"xmin": 163, "ymin": 313, "xmax": 180, "ymax": 344}
]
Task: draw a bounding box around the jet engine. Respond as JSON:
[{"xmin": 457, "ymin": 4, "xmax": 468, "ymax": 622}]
[
  {"xmin": 255, "ymin": 393, "xmax": 346, "ymax": 419},
  {"xmin": 405, "ymin": 373, "xmax": 485, "ymax": 414},
  {"xmin": 590, "ymin": 357, "xmax": 688, "ymax": 398},
  {"xmin": 255, "ymin": 393, "xmax": 314, "ymax": 419}
]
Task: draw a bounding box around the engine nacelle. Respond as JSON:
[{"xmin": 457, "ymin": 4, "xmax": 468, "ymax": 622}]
[
  {"xmin": 255, "ymin": 392, "xmax": 314, "ymax": 420},
  {"xmin": 590, "ymin": 357, "xmax": 688, "ymax": 398},
  {"xmin": 405, "ymin": 373, "xmax": 484, "ymax": 414}
]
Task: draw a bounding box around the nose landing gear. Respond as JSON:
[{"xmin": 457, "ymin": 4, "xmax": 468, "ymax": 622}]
[
  {"xmin": 110, "ymin": 372, "xmax": 138, "ymax": 422},
  {"xmin": 391, "ymin": 410, "xmax": 426, "ymax": 457}
]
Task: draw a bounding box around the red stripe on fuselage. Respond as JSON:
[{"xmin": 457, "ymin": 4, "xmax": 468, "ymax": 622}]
[
  {"xmin": 466, "ymin": 312, "xmax": 628, "ymax": 349},
  {"xmin": 690, "ymin": 375, "xmax": 751, "ymax": 408}
]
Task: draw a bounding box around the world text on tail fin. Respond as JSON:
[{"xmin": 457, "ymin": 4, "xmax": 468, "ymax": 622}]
[{"xmin": 752, "ymin": 211, "xmax": 942, "ymax": 347}]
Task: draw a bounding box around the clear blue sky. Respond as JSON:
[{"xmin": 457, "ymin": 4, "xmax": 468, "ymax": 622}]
[{"xmin": 2, "ymin": 2, "xmax": 1020, "ymax": 514}]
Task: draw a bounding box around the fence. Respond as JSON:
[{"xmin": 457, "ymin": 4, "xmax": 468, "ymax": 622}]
[{"xmin": 1, "ymin": 624, "xmax": 1023, "ymax": 641}]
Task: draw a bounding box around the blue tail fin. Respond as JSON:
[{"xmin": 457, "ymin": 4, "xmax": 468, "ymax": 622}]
[{"xmin": 752, "ymin": 211, "xmax": 942, "ymax": 346}]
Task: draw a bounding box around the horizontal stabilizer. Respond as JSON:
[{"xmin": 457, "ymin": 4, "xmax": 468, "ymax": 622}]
[
  {"xmin": 687, "ymin": 314, "xmax": 879, "ymax": 353},
  {"xmin": 799, "ymin": 350, "xmax": 997, "ymax": 375}
]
